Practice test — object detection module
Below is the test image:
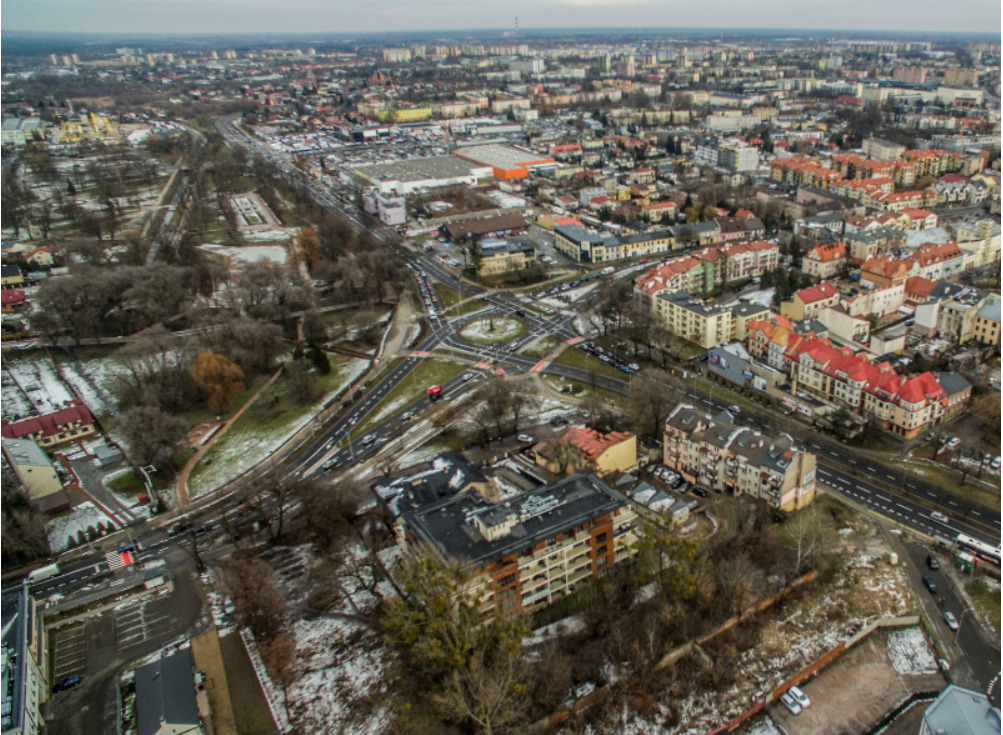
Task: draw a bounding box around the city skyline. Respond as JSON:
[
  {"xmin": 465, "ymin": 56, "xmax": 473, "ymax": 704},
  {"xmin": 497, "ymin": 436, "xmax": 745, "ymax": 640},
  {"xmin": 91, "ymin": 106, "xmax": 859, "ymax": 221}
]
[{"xmin": 3, "ymin": 0, "xmax": 1001, "ymax": 36}]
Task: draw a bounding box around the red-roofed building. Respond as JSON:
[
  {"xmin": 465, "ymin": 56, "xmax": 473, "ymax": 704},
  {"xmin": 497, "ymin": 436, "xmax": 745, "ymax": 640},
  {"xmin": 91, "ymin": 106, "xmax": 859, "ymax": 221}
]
[
  {"xmin": 783, "ymin": 335, "xmax": 954, "ymax": 438},
  {"xmin": 904, "ymin": 276, "xmax": 938, "ymax": 305},
  {"xmin": 535, "ymin": 428, "xmax": 637, "ymax": 477},
  {"xmin": 1, "ymin": 401, "xmax": 97, "ymax": 448},
  {"xmin": 802, "ymin": 242, "xmax": 847, "ymax": 280},
  {"xmin": 903, "ymin": 209, "xmax": 938, "ymax": 231},
  {"xmin": 1, "ymin": 289, "xmax": 27, "ymax": 312},
  {"xmin": 780, "ymin": 282, "xmax": 840, "ymax": 322}
]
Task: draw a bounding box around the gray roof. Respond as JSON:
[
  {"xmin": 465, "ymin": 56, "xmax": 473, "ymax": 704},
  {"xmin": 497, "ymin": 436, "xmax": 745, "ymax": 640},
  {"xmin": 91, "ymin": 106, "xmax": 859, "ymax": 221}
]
[
  {"xmin": 401, "ymin": 472, "xmax": 629, "ymax": 568},
  {"xmin": 657, "ymin": 291, "xmax": 731, "ymax": 317},
  {"xmin": 976, "ymin": 294, "xmax": 1000, "ymax": 323},
  {"xmin": 372, "ymin": 452, "xmax": 487, "ymax": 520},
  {"xmin": 1, "ymin": 585, "xmax": 35, "ymax": 733},
  {"xmin": 554, "ymin": 224, "xmax": 619, "ymax": 247},
  {"xmin": 923, "ymin": 685, "xmax": 1001, "ymax": 735},
  {"xmin": 481, "ymin": 237, "xmax": 536, "ymax": 256},
  {"xmin": 665, "ymin": 404, "xmax": 801, "ymax": 471},
  {"xmin": 2, "ymin": 438, "xmax": 52, "ymax": 468},
  {"xmin": 349, "ymin": 154, "xmax": 482, "ymax": 184},
  {"xmin": 936, "ymin": 372, "xmax": 971, "ymax": 397},
  {"xmin": 135, "ymin": 650, "xmax": 200, "ymax": 735}
]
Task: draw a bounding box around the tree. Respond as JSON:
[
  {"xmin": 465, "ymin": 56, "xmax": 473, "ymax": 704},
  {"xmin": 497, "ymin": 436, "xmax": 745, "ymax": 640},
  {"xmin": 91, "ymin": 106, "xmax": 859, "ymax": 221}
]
[
  {"xmin": 627, "ymin": 375, "xmax": 678, "ymax": 438},
  {"xmin": 258, "ymin": 632, "xmax": 297, "ymax": 709},
  {"xmin": 307, "ymin": 340, "xmax": 331, "ymax": 375},
  {"xmin": 115, "ymin": 405, "xmax": 189, "ymax": 468},
  {"xmin": 224, "ymin": 554, "xmax": 287, "ymax": 643},
  {"xmin": 781, "ymin": 505, "xmax": 828, "ymax": 575},
  {"xmin": 972, "ymin": 393, "xmax": 1001, "ymax": 438},
  {"xmin": 636, "ymin": 521, "xmax": 702, "ymax": 601},
  {"xmin": 190, "ymin": 350, "xmax": 245, "ymax": 413},
  {"xmin": 1, "ymin": 472, "xmax": 51, "ymax": 566},
  {"xmin": 383, "ymin": 553, "xmax": 530, "ymax": 734}
]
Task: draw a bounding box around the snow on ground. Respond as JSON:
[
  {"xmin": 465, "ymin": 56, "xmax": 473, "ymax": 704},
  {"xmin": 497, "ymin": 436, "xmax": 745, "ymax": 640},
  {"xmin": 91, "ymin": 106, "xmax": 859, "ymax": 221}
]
[
  {"xmin": 457, "ymin": 316, "xmax": 524, "ymax": 342},
  {"xmin": 540, "ymin": 282, "xmax": 600, "ymax": 310},
  {"xmin": 285, "ymin": 617, "xmax": 390, "ymax": 735},
  {"xmin": 189, "ymin": 357, "xmax": 369, "ymax": 497},
  {"xmin": 243, "ymin": 230, "xmax": 293, "ymax": 242},
  {"xmin": 60, "ymin": 358, "xmax": 124, "ymax": 418},
  {"xmin": 2, "ymin": 358, "xmax": 78, "ymax": 420},
  {"xmin": 47, "ymin": 501, "xmax": 120, "ymax": 552},
  {"xmin": 522, "ymin": 616, "xmax": 586, "ymax": 648},
  {"xmin": 742, "ymin": 716, "xmax": 784, "ymax": 735},
  {"xmin": 885, "ymin": 626, "xmax": 938, "ymax": 675},
  {"xmin": 200, "ymin": 243, "xmax": 288, "ymax": 264},
  {"xmin": 395, "ymin": 443, "xmax": 452, "ymax": 469},
  {"xmin": 740, "ymin": 288, "xmax": 776, "ymax": 309}
]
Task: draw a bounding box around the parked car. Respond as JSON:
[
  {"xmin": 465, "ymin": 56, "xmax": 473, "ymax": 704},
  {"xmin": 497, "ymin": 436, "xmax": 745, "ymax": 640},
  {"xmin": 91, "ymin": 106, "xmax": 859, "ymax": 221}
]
[
  {"xmin": 922, "ymin": 576, "xmax": 937, "ymax": 594},
  {"xmin": 946, "ymin": 437, "xmax": 961, "ymax": 449},
  {"xmin": 779, "ymin": 691, "xmax": 803, "ymax": 716},
  {"xmin": 322, "ymin": 459, "xmax": 338, "ymax": 469},
  {"xmin": 728, "ymin": 405, "xmax": 741, "ymax": 414},
  {"xmin": 943, "ymin": 611, "xmax": 959, "ymax": 631},
  {"xmin": 788, "ymin": 685, "xmax": 811, "ymax": 709},
  {"xmin": 931, "ymin": 511, "xmax": 949, "ymax": 524},
  {"xmin": 992, "ymin": 456, "xmax": 1001, "ymax": 470},
  {"xmin": 223, "ymin": 598, "xmax": 236, "ymax": 615},
  {"xmin": 517, "ymin": 434, "xmax": 535, "ymax": 444},
  {"xmin": 53, "ymin": 676, "xmax": 82, "ymax": 693},
  {"xmin": 549, "ymin": 416, "xmax": 568, "ymax": 426},
  {"xmin": 926, "ymin": 554, "xmax": 940, "ymax": 570},
  {"xmin": 691, "ymin": 486, "xmax": 707, "ymax": 498}
]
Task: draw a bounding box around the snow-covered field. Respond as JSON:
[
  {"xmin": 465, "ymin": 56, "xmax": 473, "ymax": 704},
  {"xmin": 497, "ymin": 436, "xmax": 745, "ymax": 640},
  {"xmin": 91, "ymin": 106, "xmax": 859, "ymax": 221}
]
[
  {"xmin": 457, "ymin": 316, "xmax": 525, "ymax": 343},
  {"xmin": 2, "ymin": 358, "xmax": 78, "ymax": 420},
  {"xmin": 885, "ymin": 627, "xmax": 938, "ymax": 675},
  {"xmin": 189, "ymin": 357, "xmax": 369, "ymax": 497},
  {"xmin": 47, "ymin": 501, "xmax": 120, "ymax": 552},
  {"xmin": 200, "ymin": 243, "xmax": 288, "ymax": 263},
  {"xmin": 60, "ymin": 357, "xmax": 123, "ymax": 417},
  {"xmin": 742, "ymin": 717, "xmax": 784, "ymax": 735}
]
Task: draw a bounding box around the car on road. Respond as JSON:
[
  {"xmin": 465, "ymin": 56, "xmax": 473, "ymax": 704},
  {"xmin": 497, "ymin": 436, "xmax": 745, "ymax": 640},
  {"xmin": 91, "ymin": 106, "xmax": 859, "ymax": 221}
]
[
  {"xmin": 193, "ymin": 523, "xmax": 213, "ymax": 536},
  {"xmin": 549, "ymin": 416, "xmax": 568, "ymax": 426},
  {"xmin": 728, "ymin": 405, "xmax": 741, "ymax": 414},
  {"xmin": 517, "ymin": 434, "xmax": 535, "ymax": 444},
  {"xmin": 788, "ymin": 685, "xmax": 810, "ymax": 709},
  {"xmin": 322, "ymin": 459, "xmax": 338, "ymax": 469},
  {"xmin": 462, "ymin": 373, "xmax": 474, "ymax": 382},
  {"xmin": 943, "ymin": 611, "xmax": 959, "ymax": 631},
  {"xmin": 401, "ymin": 410, "xmax": 416, "ymax": 422},
  {"xmin": 691, "ymin": 486, "xmax": 707, "ymax": 498},
  {"xmin": 117, "ymin": 542, "xmax": 138, "ymax": 554},
  {"xmin": 992, "ymin": 455, "xmax": 1001, "ymax": 470},
  {"xmin": 930, "ymin": 511, "xmax": 949, "ymax": 524},
  {"xmin": 53, "ymin": 676, "xmax": 82, "ymax": 693},
  {"xmin": 926, "ymin": 554, "xmax": 940, "ymax": 570},
  {"xmin": 922, "ymin": 576, "xmax": 937, "ymax": 594},
  {"xmin": 361, "ymin": 434, "xmax": 377, "ymax": 446},
  {"xmin": 779, "ymin": 691, "xmax": 803, "ymax": 715}
]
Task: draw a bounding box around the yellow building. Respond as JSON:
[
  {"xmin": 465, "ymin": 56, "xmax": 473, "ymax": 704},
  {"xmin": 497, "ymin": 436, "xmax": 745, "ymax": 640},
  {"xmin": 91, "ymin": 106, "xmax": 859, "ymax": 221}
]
[
  {"xmin": 653, "ymin": 291, "xmax": 733, "ymax": 349},
  {"xmin": 477, "ymin": 238, "xmax": 537, "ymax": 277},
  {"xmin": 2, "ymin": 438, "xmax": 66, "ymax": 506},
  {"xmin": 1, "ymin": 265, "xmax": 24, "ymax": 289},
  {"xmin": 973, "ymin": 295, "xmax": 1001, "ymax": 345},
  {"xmin": 779, "ymin": 282, "xmax": 840, "ymax": 322},
  {"xmin": 535, "ymin": 428, "xmax": 637, "ymax": 477}
]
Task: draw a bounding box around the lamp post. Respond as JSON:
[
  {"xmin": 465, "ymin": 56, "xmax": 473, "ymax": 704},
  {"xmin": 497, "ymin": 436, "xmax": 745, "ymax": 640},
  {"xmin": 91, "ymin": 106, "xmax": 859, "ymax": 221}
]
[{"xmin": 954, "ymin": 607, "xmax": 972, "ymax": 645}]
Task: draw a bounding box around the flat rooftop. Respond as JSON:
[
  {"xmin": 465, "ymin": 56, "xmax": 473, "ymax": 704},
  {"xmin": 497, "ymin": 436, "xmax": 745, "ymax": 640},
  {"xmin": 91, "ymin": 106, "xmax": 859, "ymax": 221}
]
[
  {"xmin": 453, "ymin": 143, "xmax": 554, "ymax": 171},
  {"xmin": 402, "ymin": 472, "xmax": 629, "ymax": 567},
  {"xmin": 349, "ymin": 154, "xmax": 485, "ymax": 184}
]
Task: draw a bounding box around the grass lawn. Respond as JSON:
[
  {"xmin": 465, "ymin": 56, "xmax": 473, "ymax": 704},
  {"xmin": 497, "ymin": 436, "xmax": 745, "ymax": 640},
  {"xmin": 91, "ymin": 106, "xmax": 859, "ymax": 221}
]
[
  {"xmin": 179, "ymin": 379, "xmax": 265, "ymax": 428},
  {"xmin": 107, "ymin": 471, "xmax": 146, "ymax": 496},
  {"xmin": 552, "ymin": 346, "xmax": 624, "ymax": 380},
  {"xmin": 353, "ymin": 358, "xmax": 466, "ymax": 437},
  {"xmin": 456, "ymin": 317, "xmax": 528, "ymax": 345},
  {"xmin": 543, "ymin": 375, "xmax": 588, "ymax": 397},
  {"xmin": 435, "ymin": 285, "xmax": 487, "ymax": 316},
  {"xmin": 522, "ymin": 336, "xmax": 562, "ymax": 359},
  {"xmin": 965, "ymin": 575, "xmax": 1001, "ymax": 632},
  {"xmin": 188, "ymin": 355, "xmax": 368, "ymax": 496}
]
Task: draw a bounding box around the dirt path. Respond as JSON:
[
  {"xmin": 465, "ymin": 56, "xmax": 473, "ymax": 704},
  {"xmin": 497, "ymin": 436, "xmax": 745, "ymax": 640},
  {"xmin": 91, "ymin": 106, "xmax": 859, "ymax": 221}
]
[{"xmin": 191, "ymin": 626, "xmax": 238, "ymax": 735}]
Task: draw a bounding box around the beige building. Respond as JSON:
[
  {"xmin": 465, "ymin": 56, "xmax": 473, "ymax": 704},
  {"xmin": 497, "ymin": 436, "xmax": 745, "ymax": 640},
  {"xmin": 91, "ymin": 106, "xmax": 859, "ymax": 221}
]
[
  {"xmin": 477, "ymin": 238, "xmax": 537, "ymax": 277},
  {"xmin": 2, "ymin": 438, "xmax": 68, "ymax": 511},
  {"xmin": 973, "ymin": 295, "xmax": 1001, "ymax": 345},
  {"xmin": 653, "ymin": 292, "xmax": 734, "ymax": 349},
  {"xmin": 802, "ymin": 242, "xmax": 847, "ymax": 280},
  {"xmin": 535, "ymin": 428, "xmax": 637, "ymax": 477},
  {"xmin": 663, "ymin": 405, "xmax": 817, "ymax": 512},
  {"xmin": 780, "ymin": 282, "xmax": 840, "ymax": 322},
  {"xmin": 399, "ymin": 472, "xmax": 640, "ymax": 617}
]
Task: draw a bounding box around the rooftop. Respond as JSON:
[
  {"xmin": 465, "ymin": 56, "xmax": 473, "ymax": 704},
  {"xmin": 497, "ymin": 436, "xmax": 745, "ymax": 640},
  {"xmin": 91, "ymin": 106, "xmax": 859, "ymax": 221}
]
[{"xmin": 402, "ymin": 472, "xmax": 629, "ymax": 568}]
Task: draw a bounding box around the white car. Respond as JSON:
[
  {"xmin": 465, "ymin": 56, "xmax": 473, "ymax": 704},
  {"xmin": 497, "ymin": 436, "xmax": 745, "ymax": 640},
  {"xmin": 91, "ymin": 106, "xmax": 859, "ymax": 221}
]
[
  {"xmin": 931, "ymin": 510, "xmax": 949, "ymax": 524},
  {"xmin": 946, "ymin": 436, "xmax": 961, "ymax": 449},
  {"xmin": 779, "ymin": 692, "xmax": 802, "ymax": 716},
  {"xmin": 223, "ymin": 598, "xmax": 236, "ymax": 615},
  {"xmin": 517, "ymin": 434, "xmax": 535, "ymax": 444},
  {"xmin": 943, "ymin": 611, "xmax": 959, "ymax": 631},
  {"xmin": 788, "ymin": 685, "xmax": 810, "ymax": 709}
]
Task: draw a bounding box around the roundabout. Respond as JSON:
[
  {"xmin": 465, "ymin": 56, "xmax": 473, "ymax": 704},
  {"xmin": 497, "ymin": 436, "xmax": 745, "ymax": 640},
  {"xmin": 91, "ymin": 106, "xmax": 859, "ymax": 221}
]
[{"xmin": 456, "ymin": 316, "xmax": 528, "ymax": 345}]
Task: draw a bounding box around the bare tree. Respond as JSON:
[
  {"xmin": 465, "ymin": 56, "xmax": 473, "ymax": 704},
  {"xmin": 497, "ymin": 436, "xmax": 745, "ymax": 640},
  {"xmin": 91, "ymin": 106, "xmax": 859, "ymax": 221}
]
[{"xmin": 224, "ymin": 553, "xmax": 287, "ymax": 643}]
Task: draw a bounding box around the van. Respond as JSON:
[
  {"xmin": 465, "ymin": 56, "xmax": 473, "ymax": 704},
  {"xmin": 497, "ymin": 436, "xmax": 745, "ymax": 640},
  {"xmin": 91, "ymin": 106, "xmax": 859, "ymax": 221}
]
[{"xmin": 930, "ymin": 511, "xmax": 949, "ymax": 524}]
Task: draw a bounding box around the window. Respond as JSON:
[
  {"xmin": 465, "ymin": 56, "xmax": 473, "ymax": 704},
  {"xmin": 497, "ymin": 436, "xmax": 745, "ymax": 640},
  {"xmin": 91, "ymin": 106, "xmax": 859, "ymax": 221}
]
[
  {"xmin": 597, "ymin": 556, "xmax": 609, "ymax": 568},
  {"xmin": 595, "ymin": 532, "xmax": 608, "ymax": 544},
  {"xmin": 498, "ymin": 573, "xmax": 516, "ymax": 588},
  {"xmin": 596, "ymin": 545, "xmax": 608, "ymax": 556}
]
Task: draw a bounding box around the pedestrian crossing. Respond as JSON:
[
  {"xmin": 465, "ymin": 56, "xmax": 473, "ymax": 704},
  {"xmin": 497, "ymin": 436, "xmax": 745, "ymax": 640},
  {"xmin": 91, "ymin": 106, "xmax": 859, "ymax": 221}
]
[{"xmin": 105, "ymin": 550, "xmax": 137, "ymax": 571}]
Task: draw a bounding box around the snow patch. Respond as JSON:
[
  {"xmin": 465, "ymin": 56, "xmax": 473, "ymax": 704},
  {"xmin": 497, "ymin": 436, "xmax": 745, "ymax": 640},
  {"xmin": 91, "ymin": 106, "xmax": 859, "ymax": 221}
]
[{"xmin": 885, "ymin": 626, "xmax": 938, "ymax": 675}]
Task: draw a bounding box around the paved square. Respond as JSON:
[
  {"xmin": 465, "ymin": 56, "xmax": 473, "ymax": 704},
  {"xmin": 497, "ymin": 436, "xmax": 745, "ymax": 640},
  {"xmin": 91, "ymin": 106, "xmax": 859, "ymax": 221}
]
[{"xmin": 114, "ymin": 600, "xmax": 172, "ymax": 650}]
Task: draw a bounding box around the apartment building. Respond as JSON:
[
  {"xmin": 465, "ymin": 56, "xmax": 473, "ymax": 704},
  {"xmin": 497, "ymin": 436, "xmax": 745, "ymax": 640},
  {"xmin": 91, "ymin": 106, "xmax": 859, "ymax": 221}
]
[
  {"xmin": 534, "ymin": 428, "xmax": 637, "ymax": 477},
  {"xmin": 973, "ymin": 295, "xmax": 1001, "ymax": 345},
  {"xmin": 398, "ymin": 472, "xmax": 639, "ymax": 617},
  {"xmin": 784, "ymin": 335, "xmax": 953, "ymax": 439},
  {"xmin": 845, "ymin": 228, "xmax": 905, "ymax": 265},
  {"xmin": 779, "ymin": 282, "xmax": 840, "ymax": 322},
  {"xmin": 663, "ymin": 405, "xmax": 817, "ymax": 512},
  {"xmin": 802, "ymin": 242, "xmax": 847, "ymax": 279},
  {"xmin": 633, "ymin": 241, "xmax": 779, "ymax": 303},
  {"xmin": 653, "ymin": 291, "xmax": 734, "ymax": 349},
  {"xmin": 1, "ymin": 585, "xmax": 47, "ymax": 735},
  {"xmin": 862, "ymin": 137, "xmax": 906, "ymax": 162}
]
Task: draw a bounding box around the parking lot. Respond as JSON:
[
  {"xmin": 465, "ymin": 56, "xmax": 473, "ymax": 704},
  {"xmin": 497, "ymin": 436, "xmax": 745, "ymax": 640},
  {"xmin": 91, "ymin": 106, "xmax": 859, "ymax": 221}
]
[
  {"xmin": 50, "ymin": 624, "xmax": 87, "ymax": 684},
  {"xmin": 114, "ymin": 599, "xmax": 173, "ymax": 650}
]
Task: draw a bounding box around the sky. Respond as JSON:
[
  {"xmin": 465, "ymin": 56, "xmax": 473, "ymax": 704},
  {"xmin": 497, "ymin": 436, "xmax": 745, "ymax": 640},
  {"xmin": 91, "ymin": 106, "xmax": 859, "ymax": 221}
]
[{"xmin": 2, "ymin": 0, "xmax": 1000, "ymax": 36}]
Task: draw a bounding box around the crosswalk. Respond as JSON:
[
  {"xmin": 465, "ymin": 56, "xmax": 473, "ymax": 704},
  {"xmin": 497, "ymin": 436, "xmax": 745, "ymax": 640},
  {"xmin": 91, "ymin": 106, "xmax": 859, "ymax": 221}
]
[{"xmin": 105, "ymin": 550, "xmax": 138, "ymax": 571}]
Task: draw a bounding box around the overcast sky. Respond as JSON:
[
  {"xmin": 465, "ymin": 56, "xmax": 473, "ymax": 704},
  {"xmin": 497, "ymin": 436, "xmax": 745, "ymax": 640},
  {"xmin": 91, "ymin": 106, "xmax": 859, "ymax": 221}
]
[{"xmin": 3, "ymin": 0, "xmax": 999, "ymax": 35}]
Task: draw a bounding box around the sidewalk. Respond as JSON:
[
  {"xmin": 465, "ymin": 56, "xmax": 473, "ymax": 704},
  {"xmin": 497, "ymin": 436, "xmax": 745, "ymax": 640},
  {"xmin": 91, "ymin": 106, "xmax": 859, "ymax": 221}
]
[{"xmin": 191, "ymin": 626, "xmax": 238, "ymax": 735}]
